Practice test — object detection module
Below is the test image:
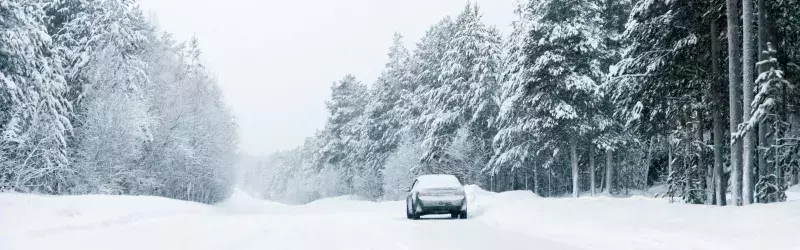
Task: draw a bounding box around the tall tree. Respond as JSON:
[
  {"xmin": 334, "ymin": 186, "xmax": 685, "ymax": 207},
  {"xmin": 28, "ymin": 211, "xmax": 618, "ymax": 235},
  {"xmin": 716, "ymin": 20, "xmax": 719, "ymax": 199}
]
[
  {"xmin": 1, "ymin": 0, "xmax": 72, "ymax": 193},
  {"xmin": 726, "ymin": 0, "xmax": 744, "ymax": 206},
  {"xmin": 417, "ymin": 3, "xmax": 501, "ymax": 183},
  {"xmin": 610, "ymin": 0, "xmax": 713, "ymax": 203},
  {"xmin": 521, "ymin": 0, "xmax": 606, "ymax": 197},
  {"xmin": 351, "ymin": 33, "xmax": 411, "ymax": 199},
  {"xmin": 490, "ymin": 1, "xmax": 536, "ymax": 183},
  {"xmin": 741, "ymin": 0, "xmax": 756, "ymax": 205},
  {"xmin": 605, "ymin": 149, "xmax": 613, "ymax": 194},
  {"xmin": 404, "ymin": 17, "xmax": 454, "ymax": 140},
  {"xmin": 710, "ymin": 12, "xmax": 728, "ymax": 206},
  {"xmin": 319, "ymin": 75, "xmax": 369, "ymax": 192}
]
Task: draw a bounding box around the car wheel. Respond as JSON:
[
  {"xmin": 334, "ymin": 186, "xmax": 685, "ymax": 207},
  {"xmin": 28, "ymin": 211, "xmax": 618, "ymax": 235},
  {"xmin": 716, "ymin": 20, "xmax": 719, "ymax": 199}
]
[
  {"xmin": 459, "ymin": 210, "xmax": 468, "ymax": 219},
  {"xmin": 411, "ymin": 202, "xmax": 421, "ymax": 220},
  {"xmin": 450, "ymin": 213, "xmax": 459, "ymax": 219},
  {"xmin": 405, "ymin": 200, "xmax": 412, "ymax": 219}
]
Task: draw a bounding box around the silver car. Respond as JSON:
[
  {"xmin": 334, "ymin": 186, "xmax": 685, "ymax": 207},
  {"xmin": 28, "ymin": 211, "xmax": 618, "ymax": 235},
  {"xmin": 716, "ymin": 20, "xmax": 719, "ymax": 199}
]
[{"xmin": 405, "ymin": 174, "xmax": 468, "ymax": 220}]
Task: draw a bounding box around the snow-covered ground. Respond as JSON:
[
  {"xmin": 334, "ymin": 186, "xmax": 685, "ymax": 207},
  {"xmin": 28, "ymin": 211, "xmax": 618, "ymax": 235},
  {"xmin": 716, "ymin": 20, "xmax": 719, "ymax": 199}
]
[{"xmin": 2, "ymin": 186, "xmax": 799, "ymax": 250}]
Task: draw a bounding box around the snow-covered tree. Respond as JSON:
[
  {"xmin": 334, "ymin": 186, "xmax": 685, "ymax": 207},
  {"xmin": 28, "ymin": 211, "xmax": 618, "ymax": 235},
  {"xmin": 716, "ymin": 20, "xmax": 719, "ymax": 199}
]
[
  {"xmin": 60, "ymin": 0, "xmax": 155, "ymax": 194},
  {"xmin": 0, "ymin": 0, "xmax": 236, "ymax": 203},
  {"xmin": 609, "ymin": 0, "xmax": 718, "ymax": 203},
  {"xmin": 318, "ymin": 75, "xmax": 369, "ymax": 193},
  {"xmin": 1, "ymin": 0, "xmax": 72, "ymax": 193},
  {"xmin": 495, "ymin": 0, "xmax": 607, "ymax": 197},
  {"xmin": 238, "ymin": 0, "xmax": 800, "ymax": 205},
  {"xmin": 381, "ymin": 137, "xmax": 423, "ymax": 200},
  {"xmin": 416, "ymin": 3, "xmax": 501, "ymax": 183},
  {"xmin": 349, "ymin": 34, "xmax": 412, "ymax": 199}
]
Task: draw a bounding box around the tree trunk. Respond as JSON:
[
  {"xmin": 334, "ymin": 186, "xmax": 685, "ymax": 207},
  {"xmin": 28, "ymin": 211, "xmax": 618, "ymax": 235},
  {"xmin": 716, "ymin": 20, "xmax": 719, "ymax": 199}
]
[
  {"xmin": 758, "ymin": 122, "xmax": 768, "ymax": 172},
  {"xmin": 548, "ymin": 167, "xmax": 553, "ymax": 197},
  {"xmin": 645, "ymin": 137, "xmax": 654, "ymax": 189},
  {"xmin": 525, "ymin": 173, "xmax": 529, "ymax": 191},
  {"xmin": 711, "ymin": 16, "xmax": 727, "ymax": 206},
  {"xmin": 725, "ymin": 0, "xmax": 743, "ymax": 206},
  {"xmin": 490, "ymin": 174, "xmax": 494, "ymax": 192},
  {"xmin": 756, "ymin": 0, "xmax": 769, "ymax": 194},
  {"xmin": 774, "ymin": 120, "xmax": 782, "ymax": 192},
  {"xmin": 714, "ymin": 113, "xmax": 726, "ymax": 206},
  {"xmin": 605, "ymin": 149, "xmax": 613, "ymax": 195},
  {"xmin": 511, "ymin": 172, "xmax": 517, "ymax": 191},
  {"xmin": 742, "ymin": 0, "xmax": 756, "ymax": 205},
  {"xmin": 571, "ymin": 134, "xmax": 579, "ymax": 198},
  {"xmin": 668, "ymin": 138, "xmax": 673, "ymax": 180},
  {"xmin": 684, "ymin": 111, "xmax": 691, "ymax": 197},
  {"xmin": 793, "ymin": 115, "xmax": 800, "ymax": 186},
  {"xmin": 776, "ymin": 80, "xmax": 788, "ymax": 192},
  {"xmin": 698, "ymin": 105, "xmax": 713, "ymax": 205},
  {"xmin": 534, "ymin": 160, "xmax": 540, "ymax": 195},
  {"xmin": 590, "ymin": 146, "xmax": 596, "ymax": 196},
  {"xmin": 600, "ymin": 166, "xmax": 606, "ymax": 193}
]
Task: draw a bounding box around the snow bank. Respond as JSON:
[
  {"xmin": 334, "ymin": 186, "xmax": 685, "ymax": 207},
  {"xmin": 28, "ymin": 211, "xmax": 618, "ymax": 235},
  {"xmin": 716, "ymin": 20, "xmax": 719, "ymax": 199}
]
[
  {"xmin": 787, "ymin": 184, "xmax": 800, "ymax": 201},
  {"xmin": 464, "ymin": 184, "xmax": 493, "ymax": 197},
  {"xmin": 468, "ymin": 186, "xmax": 800, "ymax": 250},
  {"xmin": 464, "ymin": 185, "xmax": 541, "ymax": 218},
  {"xmin": 0, "ymin": 192, "xmax": 212, "ymax": 249},
  {"xmin": 302, "ymin": 195, "xmax": 404, "ymax": 214}
]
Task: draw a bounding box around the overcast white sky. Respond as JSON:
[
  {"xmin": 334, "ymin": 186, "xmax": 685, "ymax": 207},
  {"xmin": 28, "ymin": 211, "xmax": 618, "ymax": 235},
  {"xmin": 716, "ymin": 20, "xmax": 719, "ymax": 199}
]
[{"xmin": 136, "ymin": 0, "xmax": 516, "ymax": 156}]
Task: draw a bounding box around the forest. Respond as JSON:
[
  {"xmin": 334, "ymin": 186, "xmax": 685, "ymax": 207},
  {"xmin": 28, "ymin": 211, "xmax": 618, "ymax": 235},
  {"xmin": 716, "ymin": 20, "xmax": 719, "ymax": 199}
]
[
  {"xmin": 1, "ymin": 0, "xmax": 238, "ymax": 204},
  {"xmin": 240, "ymin": 0, "xmax": 800, "ymax": 206}
]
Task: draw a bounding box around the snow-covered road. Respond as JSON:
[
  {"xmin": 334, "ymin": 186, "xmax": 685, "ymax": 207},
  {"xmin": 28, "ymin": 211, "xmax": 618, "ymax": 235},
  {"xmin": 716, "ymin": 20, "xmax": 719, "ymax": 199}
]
[
  {"xmin": 2, "ymin": 193, "xmax": 573, "ymax": 250},
  {"xmin": 2, "ymin": 186, "xmax": 800, "ymax": 250}
]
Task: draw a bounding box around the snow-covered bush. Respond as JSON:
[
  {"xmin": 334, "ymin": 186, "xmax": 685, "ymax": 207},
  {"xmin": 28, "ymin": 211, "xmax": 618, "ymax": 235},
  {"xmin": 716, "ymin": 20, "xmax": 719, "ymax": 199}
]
[{"xmin": 382, "ymin": 139, "xmax": 423, "ymax": 200}]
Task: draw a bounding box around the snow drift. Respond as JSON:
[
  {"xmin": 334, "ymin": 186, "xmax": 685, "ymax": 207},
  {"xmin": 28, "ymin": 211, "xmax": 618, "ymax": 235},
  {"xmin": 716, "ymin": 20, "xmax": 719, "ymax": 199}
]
[{"xmin": 472, "ymin": 186, "xmax": 800, "ymax": 250}]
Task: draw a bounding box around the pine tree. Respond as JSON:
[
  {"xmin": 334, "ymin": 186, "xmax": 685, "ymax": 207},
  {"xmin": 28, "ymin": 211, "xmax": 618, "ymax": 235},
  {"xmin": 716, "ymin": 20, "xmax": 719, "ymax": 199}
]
[
  {"xmin": 610, "ymin": 0, "xmax": 718, "ymax": 203},
  {"xmin": 233, "ymin": 0, "xmax": 800, "ymax": 203},
  {"xmin": 522, "ymin": 0, "xmax": 606, "ymax": 197},
  {"xmin": 60, "ymin": 1, "xmax": 156, "ymax": 194},
  {"xmin": 490, "ymin": 1, "xmax": 537, "ymax": 179},
  {"xmin": 406, "ymin": 17, "xmax": 455, "ymax": 137},
  {"xmin": 353, "ymin": 33, "xmax": 411, "ymax": 199},
  {"xmin": 319, "ymin": 75, "xmax": 369, "ymax": 193},
  {"xmin": 1, "ymin": 0, "xmax": 72, "ymax": 193},
  {"xmin": 750, "ymin": 44, "xmax": 791, "ymax": 202},
  {"xmin": 417, "ymin": 3, "xmax": 501, "ymax": 183}
]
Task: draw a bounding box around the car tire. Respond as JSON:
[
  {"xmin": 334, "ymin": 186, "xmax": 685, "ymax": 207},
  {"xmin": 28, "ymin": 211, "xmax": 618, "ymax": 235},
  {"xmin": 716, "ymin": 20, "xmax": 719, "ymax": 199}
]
[
  {"xmin": 406, "ymin": 200, "xmax": 412, "ymax": 219},
  {"xmin": 459, "ymin": 210, "xmax": 468, "ymax": 219},
  {"xmin": 450, "ymin": 213, "xmax": 459, "ymax": 219},
  {"xmin": 411, "ymin": 202, "xmax": 421, "ymax": 220}
]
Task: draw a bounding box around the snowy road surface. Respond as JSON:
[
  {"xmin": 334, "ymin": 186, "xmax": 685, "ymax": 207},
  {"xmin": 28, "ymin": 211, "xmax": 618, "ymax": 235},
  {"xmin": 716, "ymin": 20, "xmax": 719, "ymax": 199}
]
[{"xmin": 2, "ymin": 185, "xmax": 800, "ymax": 250}]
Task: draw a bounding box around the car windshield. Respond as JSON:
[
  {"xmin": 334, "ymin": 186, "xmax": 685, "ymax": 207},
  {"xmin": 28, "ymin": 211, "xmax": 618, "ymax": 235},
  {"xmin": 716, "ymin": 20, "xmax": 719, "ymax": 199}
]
[{"xmin": 415, "ymin": 175, "xmax": 462, "ymax": 189}]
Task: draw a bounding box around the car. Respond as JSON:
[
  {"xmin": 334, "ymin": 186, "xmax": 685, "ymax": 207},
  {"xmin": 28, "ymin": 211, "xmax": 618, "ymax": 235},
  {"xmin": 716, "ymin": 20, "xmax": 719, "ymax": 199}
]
[{"xmin": 405, "ymin": 174, "xmax": 468, "ymax": 220}]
